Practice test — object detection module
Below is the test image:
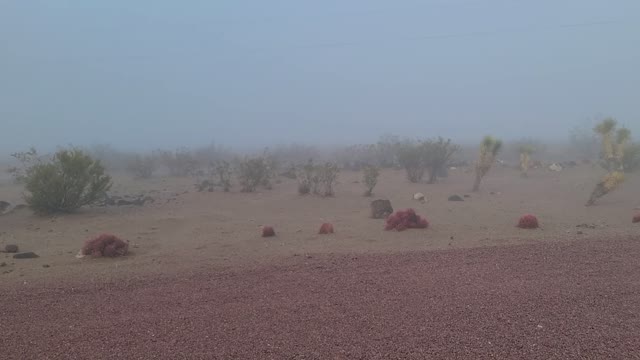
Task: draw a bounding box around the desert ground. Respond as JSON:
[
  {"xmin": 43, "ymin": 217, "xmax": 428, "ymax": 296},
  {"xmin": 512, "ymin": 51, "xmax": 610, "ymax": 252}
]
[{"xmin": 2, "ymin": 164, "xmax": 640, "ymax": 359}]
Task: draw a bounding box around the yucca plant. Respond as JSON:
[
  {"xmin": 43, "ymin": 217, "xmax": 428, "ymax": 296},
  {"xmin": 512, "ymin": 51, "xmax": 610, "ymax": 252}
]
[
  {"xmin": 594, "ymin": 118, "xmax": 617, "ymax": 170},
  {"xmin": 472, "ymin": 136, "xmax": 502, "ymax": 191},
  {"xmin": 587, "ymin": 118, "xmax": 632, "ymax": 205},
  {"xmin": 518, "ymin": 144, "xmax": 535, "ymax": 178}
]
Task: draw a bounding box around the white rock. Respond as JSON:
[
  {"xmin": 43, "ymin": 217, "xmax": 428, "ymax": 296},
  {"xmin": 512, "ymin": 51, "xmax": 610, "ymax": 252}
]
[{"xmin": 413, "ymin": 192, "xmax": 426, "ymax": 203}]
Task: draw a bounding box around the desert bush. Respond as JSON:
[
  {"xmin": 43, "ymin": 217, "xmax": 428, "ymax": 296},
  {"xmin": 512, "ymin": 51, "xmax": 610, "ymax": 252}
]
[
  {"xmin": 82, "ymin": 233, "xmax": 129, "ymax": 257},
  {"xmin": 23, "ymin": 149, "xmax": 112, "ymax": 214},
  {"xmin": 316, "ymin": 162, "xmax": 339, "ymax": 197},
  {"xmin": 214, "ymin": 160, "xmax": 233, "ymax": 191},
  {"xmin": 517, "ymin": 214, "xmax": 539, "ymax": 229},
  {"xmin": 472, "ymin": 136, "xmax": 502, "ymax": 192},
  {"xmin": 157, "ymin": 148, "xmax": 199, "ymax": 177},
  {"xmin": 127, "ymin": 154, "xmax": 157, "ymax": 179},
  {"xmin": 7, "ymin": 147, "xmax": 41, "ymax": 183},
  {"xmin": 385, "ymin": 209, "xmax": 429, "ymax": 231},
  {"xmin": 237, "ymin": 156, "xmax": 272, "ymax": 192},
  {"xmin": 296, "ymin": 159, "xmax": 318, "ymax": 195},
  {"xmin": 362, "ymin": 165, "xmax": 380, "ymax": 196},
  {"xmin": 423, "ymin": 137, "xmax": 459, "ymax": 184},
  {"xmin": 396, "ymin": 141, "xmax": 426, "ymax": 183}
]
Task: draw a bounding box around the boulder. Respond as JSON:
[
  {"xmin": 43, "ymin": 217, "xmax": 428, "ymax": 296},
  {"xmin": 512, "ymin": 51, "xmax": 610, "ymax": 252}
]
[
  {"xmin": 4, "ymin": 244, "xmax": 19, "ymax": 253},
  {"xmin": 413, "ymin": 193, "xmax": 426, "ymax": 203},
  {"xmin": 370, "ymin": 199, "xmax": 393, "ymax": 219},
  {"xmin": 0, "ymin": 201, "xmax": 10, "ymax": 214},
  {"xmin": 13, "ymin": 252, "xmax": 39, "ymax": 259}
]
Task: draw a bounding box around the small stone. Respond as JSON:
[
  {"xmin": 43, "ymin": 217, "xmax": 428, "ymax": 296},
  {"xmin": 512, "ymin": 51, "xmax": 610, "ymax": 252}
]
[
  {"xmin": 448, "ymin": 195, "xmax": 464, "ymax": 202},
  {"xmin": 4, "ymin": 244, "xmax": 19, "ymax": 253},
  {"xmin": 13, "ymin": 252, "xmax": 39, "ymax": 259},
  {"xmin": 577, "ymin": 231, "xmax": 584, "ymax": 235},
  {"xmin": 42, "ymin": 264, "xmax": 50, "ymax": 268},
  {"xmin": 0, "ymin": 262, "xmax": 6, "ymax": 267}
]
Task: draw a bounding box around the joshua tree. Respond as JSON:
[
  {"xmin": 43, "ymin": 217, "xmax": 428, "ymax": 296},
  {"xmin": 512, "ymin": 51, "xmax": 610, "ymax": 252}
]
[
  {"xmin": 423, "ymin": 137, "xmax": 459, "ymax": 184},
  {"xmin": 518, "ymin": 144, "xmax": 535, "ymax": 178},
  {"xmin": 594, "ymin": 117, "xmax": 617, "ymax": 171},
  {"xmin": 472, "ymin": 136, "xmax": 502, "ymax": 192},
  {"xmin": 587, "ymin": 118, "xmax": 631, "ymax": 206}
]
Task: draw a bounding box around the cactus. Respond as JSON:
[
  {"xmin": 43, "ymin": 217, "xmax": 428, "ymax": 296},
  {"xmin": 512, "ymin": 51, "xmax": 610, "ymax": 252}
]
[
  {"xmin": 518, "ymin": 144, "xmax": 534, "ymax": 178},
  {"xmin": 472, "ymin": 136, "xmax": 503, "ymax": 191},
  {"xmin": 586, "ymin": 171, "xmax": 625, "ymax": 206}
]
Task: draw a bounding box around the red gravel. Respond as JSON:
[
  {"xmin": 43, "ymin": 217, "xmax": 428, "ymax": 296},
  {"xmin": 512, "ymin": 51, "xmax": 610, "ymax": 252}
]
[{"xmin": 3, "ymin": 236, "xmax": 640, "ymax": 359}]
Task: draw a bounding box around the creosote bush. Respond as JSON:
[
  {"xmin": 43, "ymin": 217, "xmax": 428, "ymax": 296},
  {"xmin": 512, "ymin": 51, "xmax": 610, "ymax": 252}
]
[
  {"xmin": 127, "ymin": 154, "xmax": 157, "ymax": 179},
  {"xmin": 423, "ymin": 137, "xmax": 459, "ymax": 184},
  {"xmin": 316, "ymin": 162, "xmax": 339, "ymax": 197},
  {"xmin": 23, "ymin": 149, "xmax": 112, "ymax": 214},
  {"xmin": 214, "ymin": 160, "xmax": 233, "ymax": 192},
  {"xmin": 396, "ymin": 141, "xmax": 426, "ymax": 183},
  {"xmin": 7, "ymin": 147, "xmax": 41, "ymax": 183},
  {"xmin": 295, "ymin": 160, "xmax": 339, "ymax": 197},
  {"xmin": 362, "ymin": 165, "xmax": 379, "ymax": 196},
  {"xmin": 237, "ymin": 156, "xmax": 272, "ymax": 192}
]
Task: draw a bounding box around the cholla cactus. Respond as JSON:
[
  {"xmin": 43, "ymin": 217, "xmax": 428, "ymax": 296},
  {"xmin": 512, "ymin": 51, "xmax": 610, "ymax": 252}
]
[
  {"xmin": 518, "ymin": 144, "xmax": 534, "ymax": 178},
  {"xmin": 472, "ymin": 136, "xmax": 503, "ymax": 191},
  {"xmin": 587, "ymin": 118, "xmax": 632, "ymax": 205},
  {"xmin": 586, "ymin": 171, "xmax": 625, "ymax": 206}
]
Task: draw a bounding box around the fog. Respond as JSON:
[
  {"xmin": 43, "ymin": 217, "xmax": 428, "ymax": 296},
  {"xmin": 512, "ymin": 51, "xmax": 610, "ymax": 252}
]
[{"xmin": 1, "ymin": 1, "xmax": 639, "ymax": 154}]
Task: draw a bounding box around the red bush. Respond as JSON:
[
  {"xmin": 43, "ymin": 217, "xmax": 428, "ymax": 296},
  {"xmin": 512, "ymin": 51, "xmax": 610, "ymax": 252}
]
[
  {"xmin": 82, "ymin": 234, "xmax": 129, "ymax": 258},
  {"xmin": 318, "ymin": 223, "xmax": 334, "ymax": 235},
  {"xmin": 633, "ymin": 214, "xmax": 640, "ymax": 224},
  {"xmin": 262, "ymin": 226, "xmax": 276, "ymax": 237},
  {"xmin": 517, "ymin": 214, "xmax": 539, "ymax": 229},
  {"xmin": 385, "ymin": 209, "xmax": 429, "ymax": 231}
]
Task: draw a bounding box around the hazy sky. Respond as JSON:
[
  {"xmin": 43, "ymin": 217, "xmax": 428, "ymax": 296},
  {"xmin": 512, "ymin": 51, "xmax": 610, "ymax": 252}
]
[{"xmin": 2, "ymin": 0, "xmax": 639, "ymax": 152}]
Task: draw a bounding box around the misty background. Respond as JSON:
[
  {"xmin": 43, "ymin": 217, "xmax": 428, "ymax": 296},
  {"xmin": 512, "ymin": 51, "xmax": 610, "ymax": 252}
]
[{"xmin": 1, "ymin": 0, "xmax": 639, "ymax": 154}]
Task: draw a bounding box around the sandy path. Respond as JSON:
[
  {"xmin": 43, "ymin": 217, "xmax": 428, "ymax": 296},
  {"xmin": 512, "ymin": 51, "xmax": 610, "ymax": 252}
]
[{"xmin": 3, "ymin": 236, "xmax": 640, "ymax": 359}]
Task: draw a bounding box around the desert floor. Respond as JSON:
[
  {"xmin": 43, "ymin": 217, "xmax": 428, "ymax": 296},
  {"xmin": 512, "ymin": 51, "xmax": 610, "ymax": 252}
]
[{"xmin": 1, "ymin": 165, "xmax": 639, "ymax": 359}]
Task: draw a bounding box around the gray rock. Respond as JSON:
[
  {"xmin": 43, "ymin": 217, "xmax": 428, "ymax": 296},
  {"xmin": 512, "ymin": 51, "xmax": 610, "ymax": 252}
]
[
  {"xmin": 4, "ymin": 244, "xmax": 19, "ymax": 253},
  {"xmin": 0, "ymin": 201, "xmax": 10, "ymax": 214},
  {"xmin": 448, "ymin": 195, "xmax": 464, "ymax": 202},
  {"xmin": 370, "ymin": 199, "xmax": 393, "ymax": 219},
  {"xmin": 13, "ymin": 252, "xmax": 39, "ymax": 259}
]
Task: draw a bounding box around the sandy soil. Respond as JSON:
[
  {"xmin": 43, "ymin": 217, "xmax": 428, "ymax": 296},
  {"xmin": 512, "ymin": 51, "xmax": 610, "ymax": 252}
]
[{"xmin": 0, "ymin": 165, "xmax": 639, "ymax": 283}]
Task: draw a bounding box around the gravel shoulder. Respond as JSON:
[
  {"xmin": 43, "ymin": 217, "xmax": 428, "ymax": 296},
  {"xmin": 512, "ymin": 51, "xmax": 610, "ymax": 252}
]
[{"xmin": 3, "ymin": 235, "xmax": 640, "ymax": 359}]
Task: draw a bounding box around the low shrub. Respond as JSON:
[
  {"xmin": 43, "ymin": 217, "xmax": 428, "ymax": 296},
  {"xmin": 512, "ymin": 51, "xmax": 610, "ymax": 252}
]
[
  {"xmin": 262, "ymin": 226, "xmax": 276, "ymax": 237},
  {"xmin": 127, "ymin": 154, "xmax": 157, "ymax": 179},
  {"xmin": 82, "ymin": 234, "xmax": 129, "ymax": 257},
  {"xmin": 237, "ymin": 156, "xmax": 272, "ymax": 192},
  {"xmin": 318, "ymin": 223, "xmax": 335, "ymax": 234},
  {"xmin": 385, "ymin": 209, "xmax": 429, "ymax": 231},
  {"xmin": 24, "ymin": 149, "xmax": 112, "ymax": 214},
  {"xmin": 517, "ymin": 214, "xmax": 539, "ymax": 229},
  {"xmin": 362, "ymin": 165, "xmax": 380, "ymax": 196}
]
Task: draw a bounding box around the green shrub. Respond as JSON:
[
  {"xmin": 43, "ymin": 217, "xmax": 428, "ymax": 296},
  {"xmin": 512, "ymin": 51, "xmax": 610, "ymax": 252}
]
[
  {"xmin": 296, "ymin": 160, "xmax": 317, "ymax": 195},
  {"xmin": 423, "ymin": 137, "xmax": 459, "ymax": 184},
  {"xmin": 316, "ymin": 162, "xmax": 339, "ymax": 197},
  {"xmin": 362, "ymin": 165, "xmax": 380, "ymax": 196},
  {"xmin": 214, "ymin": 160, "xmax": 233, "ymax": 191},
  {"xmin": 23, "ymin": 149, "xmax": 112, "ymax": 214},
  {"xmin": 237, "ymin": 156, "xmax": 272, "ymax": 192},
  {"xmin": 396, "ymin": 141, "xmax": 426, "ymax": 183},
  {"xmin": 7, "ymin": 147, "xmax": 41, "ymax": 184},
  {"xmin": 127, "ymin": 154, "xmax": 157, "ymax": 179}
]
